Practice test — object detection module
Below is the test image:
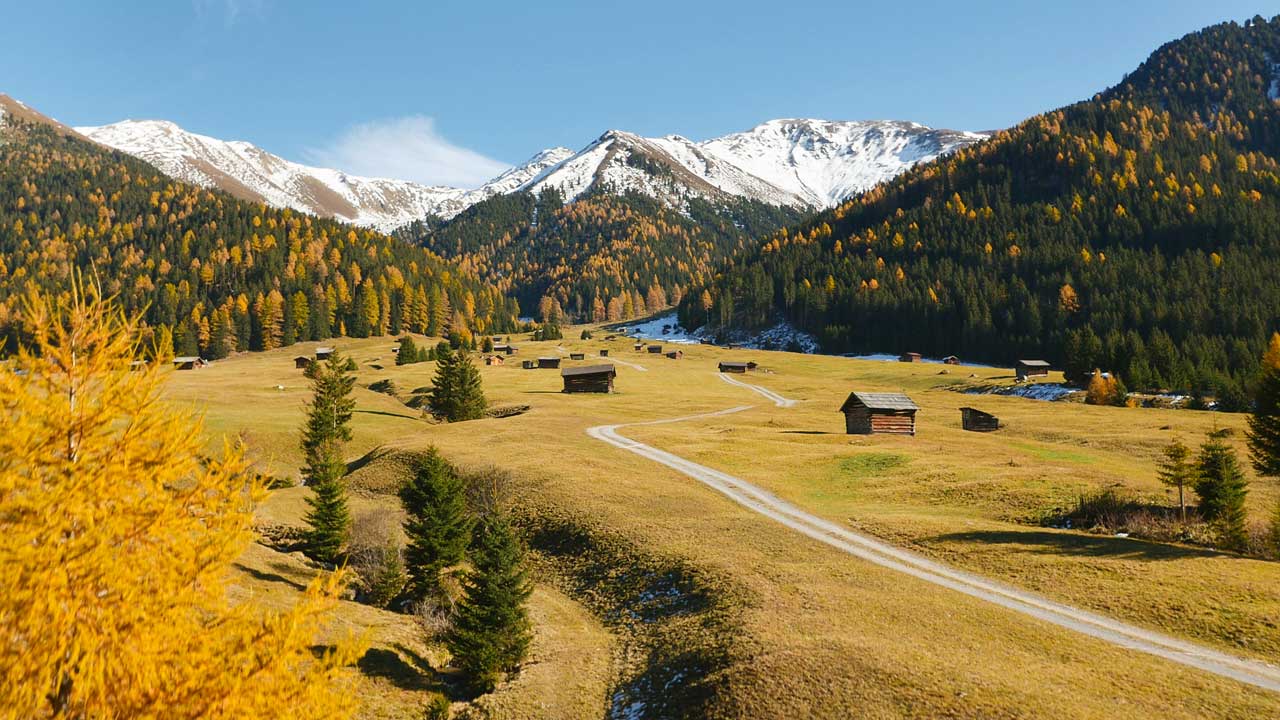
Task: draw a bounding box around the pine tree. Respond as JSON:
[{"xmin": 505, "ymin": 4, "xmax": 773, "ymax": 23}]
[
  {"xmin": 400, "ymin": 449, "xmax": 474, "ymax": 600},
  {"xmin": 1194, "ymin": 436, "xmax": 1250, "ymax": 552},
  {"xmin": 427, "ymin": 348, "xmax": 487, "ymax": 422},
  {"xmin": 1156, "ymin": 437, "xmax": 1193, "ymax": 522},
  {"xmin": 300, "ymin": 351, "xmax": 357, "ymax": 564},
  {"xmin": 481, "ymin": 336, "xmax": 494, "ymax": 353},
  {"xmin": 1247, "ymin": 332, "xmax": 1280, "ymax": 477},
  {"xmin": 397, "ymin": 336, "xmax": 421, "ymax": 366},
  {"xmin": 446, "ymin": 515, "xmax": 532, "ymax": 695}
]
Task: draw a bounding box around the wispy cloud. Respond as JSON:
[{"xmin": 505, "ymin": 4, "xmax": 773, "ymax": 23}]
[
  {"xmin": 192, "ymin": 0, "xmax": 265, "ymax": 28},
  {"xmin": 305, "ymin": 116, "xmax": 510, "ymax": 189}
]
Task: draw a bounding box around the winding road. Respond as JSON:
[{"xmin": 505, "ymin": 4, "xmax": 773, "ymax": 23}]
[{"xmin": 585, "ymin": 374, "xmax": 1280, "ymax": 693}]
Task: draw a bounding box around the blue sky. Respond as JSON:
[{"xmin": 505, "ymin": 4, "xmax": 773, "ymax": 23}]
[{"xmin": 2, "ymin": 1, "xmax": 1271, "ymax": 187}]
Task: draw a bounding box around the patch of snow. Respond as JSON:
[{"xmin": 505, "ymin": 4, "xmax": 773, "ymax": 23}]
[
  {"xmin": 623, "ymin": 312, "xmax": 819, "ymax": 353},
  {"xmin": 845, "ymin": 353, "xmax": 998, "ymax": 368},
  {"xmin": 966, "ymin": 383, "xmax": 1077, "ymax": 402}
]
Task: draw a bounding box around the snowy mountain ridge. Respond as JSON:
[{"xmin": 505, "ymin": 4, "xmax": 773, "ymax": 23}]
[{"xmin": 76, "ymin": 115, "xmax": 989, "ymax": 231}]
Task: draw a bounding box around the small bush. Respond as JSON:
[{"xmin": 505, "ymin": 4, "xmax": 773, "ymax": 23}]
[{"xmin": 424, "ymin": 693, "xmax": 451, "ymax": 720}]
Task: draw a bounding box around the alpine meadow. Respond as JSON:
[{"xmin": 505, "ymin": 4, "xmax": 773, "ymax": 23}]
[{"xmin": 6, "ymin": 5, "xmax": 1280, "ymax": 720}]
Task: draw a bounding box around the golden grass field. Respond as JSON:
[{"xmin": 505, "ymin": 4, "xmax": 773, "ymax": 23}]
[{"xmin": 163, "ymin": 328, "xmax": 1280, "ymax": 718}]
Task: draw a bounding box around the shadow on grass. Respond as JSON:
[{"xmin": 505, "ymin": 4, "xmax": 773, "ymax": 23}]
[
  {"xmin": 354, "ymin": 409, "xmax": 420, "ymax": 420},
  {"xmin": 356, "ymin": 647, "xmax": 437, "ymax": 691},
  {"xmin": 346, "ymin": 444, "xmax": 393, "ymax": 475},
  {"xmin": 232, "ymin": 562, "xmax": 308, "ymax": 591},
  {"xmin": 780, "ymin": 430, "xmax": 836, "ymax": 435},
  {"xmin": 929, "ymin": 529, "xmax": 1226, "ymax": 562}
]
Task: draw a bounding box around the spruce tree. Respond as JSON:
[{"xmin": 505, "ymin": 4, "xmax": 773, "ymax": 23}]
[
  {"xmin": 400, "ymin": 449, "xmax": 474, "ymax": 600},
  {"xmin": 446, "ymin": 516, "xmax": 532, "ymax": 695},
  {"xmin": 427, "ymin": 348, "xmax": 487, "ymax": 422},
  {"xmin": 1156, "ymin": 437, "xmax": 1193, "ymax": 522},
  {"xmin": 300, "ymin": 351, "xmax": 357, "ymax": 564},
  {"xmin": 1247, "ymin": 333, "xmax": 1280, "ymax": 477},
  {"xmin": 1194, "ymin": 436, "xmax": 1250, "ymax": 552},
  {"xmin": 481, "ymin": 336, "xmax": 494, "ymax": 353},
  {"xmin": 397, "ymin": 336, "xmax": 420, "ymax": 366}
]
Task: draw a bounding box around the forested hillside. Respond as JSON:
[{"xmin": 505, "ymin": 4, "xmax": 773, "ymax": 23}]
[
  {"xmin": 681, "ymin": 16, "xmax": 1280, "ymax": 406},
  {"xmin": 0, "ymin": 115, "xmax": 520, "ymax": 357},
  {"xmin": 397, "ymin": 188, "xmax": 802, "ymax": 322}
]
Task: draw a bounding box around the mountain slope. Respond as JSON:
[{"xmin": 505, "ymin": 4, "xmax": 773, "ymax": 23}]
[
  {"xmin": 75, "ymin": 119, "xmax": 573, "ymax": 231},
  {"xmin": 0, "ymin": 100, "xmax": 519, "ymax": 358},
  {"xmin": 680, "ymin": 16, "xmax": 1280, "ymax": 406},
  {"xmin": 80, "ymin": 117, "xmax": 985, "ymax": 232}
]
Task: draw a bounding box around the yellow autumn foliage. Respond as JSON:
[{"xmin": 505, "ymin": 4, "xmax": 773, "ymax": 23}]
[{"xmin": 0, "ymin": 283, "xmax": 361, "ymax": 720}]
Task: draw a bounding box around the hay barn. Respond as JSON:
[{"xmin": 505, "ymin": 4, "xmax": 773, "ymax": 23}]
[
  {"xmin": 561, "ymin": 364, "xmax": 616, "ymax": 393},
  {"xmin": 294, "ymin": 356, "xmax": 312, "ymax": 369},
  {"xmin": 942, "ymin": 355, "xmax": 960, "ymax": 365},
  {"xmin": 665, "ymin": 350, "xmax": 683, "ymax": 359},
  {"xmin": 537, "ymin": 357, "xmax": 561, "ymax": 369},
  {"xmin": 839, "ymin": 392, "xmax": 919, "ymax": 436},
  {"xmin": 315, "ymin": 347, "xmax": 334, "ymax": 361},
  {"xmin": 960, "ymin": 407, "xmax": 999, "ymax": 432},
  {"xmin": 900, "ymin": 352, "xmax": 922, "ymax": 363},
  {"xmin": 570, "ymin": 352, "xmax": 585, "ymax": 360},
  {"xmin": 647, "ymin": 345, "xmax": 663, "ymax": 354},
  {"xmin": 521, "ymin": 360, "xmax": 536, "ymax": 369},
  {"xmin": 173, "ymin": 356, "xmax": 203, "ymax": 371},
  {"xmin": 719, "ymin": 361, "xmax": 749, "ymax": 373},
  {"xmin": 1016, "ymin": 360, "xmax": 1051, "ymax": 381},
  {"xmin": 484, "ymin": 355, "xmax": 504, "ymax": 366},
  {"xmin": 599, "ymin": 349, "xmax": 610, "ymax": 357}
]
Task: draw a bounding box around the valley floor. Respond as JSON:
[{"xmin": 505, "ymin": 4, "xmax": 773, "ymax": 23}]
[{"xmin": 164, "ymin": 330, "xmax": 1280, "ymax": 718}]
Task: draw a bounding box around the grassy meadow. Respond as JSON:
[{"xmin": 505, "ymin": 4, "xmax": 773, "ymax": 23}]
[{"xmin": 162, "ymin": 329, "xmax": 1280, "ymax": 718}]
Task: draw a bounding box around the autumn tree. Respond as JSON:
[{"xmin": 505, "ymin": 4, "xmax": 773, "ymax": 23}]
[{"xmin": 0, "ymin": 284, "xmax": 360, "ymax": 719}]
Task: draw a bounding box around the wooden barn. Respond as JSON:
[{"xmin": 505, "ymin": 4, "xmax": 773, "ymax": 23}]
[
  {"xmin": 599, "ymin": 349, "xmax": 610, "ymax": 357},
  {"xmin": 1016, "ymin": 359, "xmax": 1051, "ymax": 381},
  {"xmin": 173, "ymin": 356, "xmax": 204, "ymax": 371},
  {"xmin": 294, "ymin": 356, "xmax": 313, "ymax": 369},
  {"xmin": 633, "ymin": 343, "xmax": 645, "ymax": 351},
  {"xmin": 647, "ymin": 345, "xmax": 664, "ymax": 354},
  {"xmin": 521, "ymin": 360, "xmax": 536, "ymax": 369},
  {"xmin": 665, "ymin": 350, "xmax": 683, "ymax": 359},
  {"xmin": 484, "ymin": 355, "xmax": 504, "ymax": 366},
  {"xmin": 537, "ymin": 357, "xmax": 561, "ymax": 369},
  {"xmin": 719, "ymin": 361, "xmax": 749, "ymax": 373},
  {"xmin": 561, "ymin": 364, "xmax": 616, "ymax": 393},
  {"xmin": 839, "ymin": 392, "xmax": 919, "ymax": 436},
  {"xmin": 315, "ymin": 346, "xmax": 335, "ymax": 361},
  {"xmin": 570, "ymin": 352, "xmax": 586, "ymax": 360},
  {"xmin": 942, "ymin": 355, "xmax": 961, "ymax": 365},
  {"xmin": 900, "ymin": 352, "xmax": 922, "ymax": 363},
  {"xmin": 960, "ymin": 407, "xmax": 1000, "ymax": 432},
  {"xmin": 494, "ymin": 344, "xmax": 517, "ymax": 355}
]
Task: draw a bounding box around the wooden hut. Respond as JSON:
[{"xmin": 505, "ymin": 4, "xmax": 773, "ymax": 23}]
[
  {"xmin": 899, "ymin": 352, "xmax": 922, "ymax": 363},
  {"xmin": 960, "ymin": 407, "xmax": 999, "ymax": 432},
  {"xmin": 633, "ymin": 343, "xmax": 645, "ymax": 351},
  {"xmin": 294, "ymin": 356, "xmax": 313, "ymax": 369},
  {"xmin": 493, "ymin": 343, "xmax": 514, "ymax": 354},
  {"xmin": 315, "ymin": 346, "xmax": 334, "ymax": 361},
  {"xmin": 599, "ymin": 349, "xmax": 610, "ymax": 357},
  {"xmin": 719, "ymin": 361, "xmax": 749, "ymax": 373},
  {"xmin": 173, "ymin": 356, "xmax": 203, "ymax": 371},
  {"xmin": 839, "ymin": 392, "xmax": 919, "ymax": 436},
  {"xmin": 665, "ymin": 350, "xmax": 683, "ymax": 359},
  {"xmin": 942, "ymin": 355, "xmax": 960, "ymax": 365},
  {"xmin": 537, "ymin": 357, "xmax": 561, "ymax": 369},
  {"xmin": 569, "ymin": 352, "xmax": 586, "ymax": 360},
  {"xmin": 521, "ymin": 360, "xmax": 536, "ymax": 369},
  {"xmin": 561, "ymin": 364, "xmax": 616, "ymax": 393},
  {"xmin": 647, "ymin": 345, "xmax": 663, "ymax": 354},
  {"xmin": 1016, "ymin": 360, "xmax": 1051, "ymax": 381},
  {"xmin": 484, "ymin": 355, "xmax": 504, "ymax": 366},
  {"xmin": 747, "ymin": 361, "xmax": 759, "ymax": 370}
]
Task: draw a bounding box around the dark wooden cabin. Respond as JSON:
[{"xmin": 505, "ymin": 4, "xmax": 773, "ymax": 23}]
[
  {"xmin": 599, "ymin": 349, "xmax": 610, "ymax": 357},
  {"xmin": 294, "ymin": 356, "xmax": 313, "ymax": 369},
  {"xmin": 561, "ymin": 364, "xmax": 616, "ymax": 393},
  {"xmin": 942, "ymin": 355, "xmax": 960, "ymax": 365},
  {"xmin": 173, "ymin": 356, "xmax": 204, "ymax": 371},
  {"xmin": 494, "ymin": 344, "xmax": 517, "ymax": 355},
  {"xmin": 960, "ymin": 407, "xmax": 999, "ymax": 432},
  {"xmin": 521, "ymin": 360, "xmax": 536, "ymax": 369},
  {"xmin": 484, "ymin": 355, "xmax": 504, "ymax": 366},
  {"xmin": 314, "ymin": 347, "xmax": 334, "ymax": 361},
  {"xmin": 569, "ymin": 352, "xmax": 586, "ymax": 360},
  {"xmin": 839, "ymin": 392, "xmax": 919, "ymax": 436},
  {"xmin": 647, "ymin": 345, "xmax": 663, "ymax": 354},
  {"xmin": 719, "ymin": 361, "xmax": 749, "ymax": 373},
  {"xmin": 665, "ymin": 350, "xmax": 683, "ymax": 359},
  {"xmin": 1016, "ymin": 359, "xmax": 1051, "ymax": 381},
  {"xmin": 633, "ymin": 343, "xmax": 645, "ymax": 351},
  {"xmin": 900, "ymin": 352, "xmax": 922, "ymax": 363},
  {"xmin": 537, "ymin": 357, "xmax": 561, "ymax": 369}
]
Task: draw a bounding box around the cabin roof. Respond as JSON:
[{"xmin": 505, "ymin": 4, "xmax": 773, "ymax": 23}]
[
  {"xmin": 719, "ymin": 361, "xmax": 749, "ymax": 367},
  {"xmin": 960, "ymin": 406, "xmax": 996, "ymax": 416},
  {"xmin": 561, "ymin": 364, "xmax": 616, "ymax": 377},
  {"xmin": 1017, "ymin": 359, "xmax": 1050, "ymax": 367},
  {"xmin": 840, "ymin": 391, "xmax": 919, "ymax": 412},
  {"xmin": 173, "ymin": 356, "xmax": 201, "ymax": 363}
]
